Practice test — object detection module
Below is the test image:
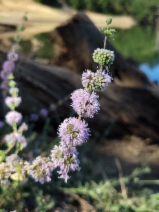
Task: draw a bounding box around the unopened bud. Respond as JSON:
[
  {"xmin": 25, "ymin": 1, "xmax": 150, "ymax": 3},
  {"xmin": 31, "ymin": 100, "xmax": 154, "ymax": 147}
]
[{"xmin": 106, "ymin": 17, "xmax": 112, "ymax": 25}]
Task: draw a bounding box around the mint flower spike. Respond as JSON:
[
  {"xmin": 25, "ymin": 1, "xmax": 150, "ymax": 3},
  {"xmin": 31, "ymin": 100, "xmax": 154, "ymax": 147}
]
[
  {"xmin": 0, "ymin": 14, "xmax": 31, "ymax": 185},
  {"xmin": 82, "ymin": 69, "xmax": 112, "ymax": 92},
  {"xmin": 58, "ymin": 117, "xmax": 90, "ymax": 146}
]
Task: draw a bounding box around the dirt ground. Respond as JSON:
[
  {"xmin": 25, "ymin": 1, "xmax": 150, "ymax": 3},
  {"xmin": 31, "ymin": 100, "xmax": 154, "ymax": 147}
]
[{"xmin": 99, "ymin": 136, "xmax": 159, "ymax": 177}]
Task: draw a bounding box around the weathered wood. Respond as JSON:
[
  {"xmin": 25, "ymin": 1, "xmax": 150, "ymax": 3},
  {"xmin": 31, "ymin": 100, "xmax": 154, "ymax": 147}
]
[
  {"xmin": 18, "ymin": 60, "xmax": 159, "ymax": 141},
  {"xmin": 0, "ymin": 55, "xmax": 159, "ymax": 140},
  {"xmin": 0, "ymin": 13, "xmax": 159, "ymax": 141}
]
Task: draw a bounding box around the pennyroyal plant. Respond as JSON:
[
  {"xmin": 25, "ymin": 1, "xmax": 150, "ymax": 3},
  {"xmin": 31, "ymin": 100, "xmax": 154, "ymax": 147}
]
[
  {"xmin": 0, "ymin": 17, "xmax": 115, "ymax": 184},
  {"xmin": 50, "ymin": 17, "xmax": 115, "ymax": 182}
]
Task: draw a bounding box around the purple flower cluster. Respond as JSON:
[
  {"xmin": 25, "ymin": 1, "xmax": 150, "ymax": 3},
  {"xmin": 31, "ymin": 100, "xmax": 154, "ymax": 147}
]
[
  {"xmin": 30, "ymin": 113, "xmax": 39, "ymax": 122},
  {"xmin": 6, "ymin": 154, "xmax": 29, "ymax": 179},
  {"xmin": 28, "ymin": 156, "xmax": 54, "ymax": 184},
  {"xmin": 40, "ymin": 108, "xmax": 48, "ymax": 117},
  {"xmin": 29, "ymin": 108, "xmax": 49, "ymax": 122},
  {"xmin": 58, "ymin": 117, "xmax": 90, "ymax": 146},
  {"xmin": 71, "ymin": 89, "xmax": 100, "ymax": 118},
  {"xmin": 5, "ymin": 96, "xmax": 21, "ymax": 109},
  {"xmin": 5, "ymin": 111, "xmax": 22, "ymax": 126},
  {"xmin": 50, "ymin": 107, "xmax": 91, "ymax": 181},
  {"xmin": 2, "ymin": 61, "xmax": 15, "ymax": 72},
  {"xmin": 7, "ymin": 52, "xmax": 18, "ymax": 62},
  {"xmin": 51, "ymin": 145, "xmax": 80, "ymax": 182},
  {"xmin": 0, "ymin": 121, "xmax": 4, "ymax": 128},
  {"xmin": 82, "ymin": 69, "xmax": 112, "ymax": 92},
  {"xmin": 5, "ymin": 132, "xmax": 27, "ymax": 148},
  {"xmin": 0, "ymin": 70, "xmax": 12, "ymax": 80}
]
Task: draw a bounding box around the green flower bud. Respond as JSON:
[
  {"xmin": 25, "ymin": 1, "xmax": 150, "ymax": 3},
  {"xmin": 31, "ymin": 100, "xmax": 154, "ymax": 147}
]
[
  {"xmin": 9, "ymin": 80, "xmax": 16, "ymax": 88},
  {"xmin": 106, "ymin": 17, "xmax": 112, "ymax": 25},
  {"xmin": 9, "ymin": 87, "xmax": 19, "ymax": 97},
  {"xmin": 92, "ymin": 48, "xmax": 115, "ymax": 68}
]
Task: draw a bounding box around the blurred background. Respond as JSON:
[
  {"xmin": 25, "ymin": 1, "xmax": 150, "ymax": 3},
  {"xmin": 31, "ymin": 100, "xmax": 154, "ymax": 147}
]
[{"xmin": 0, "ymin": 0, "xmax": 159, "ymax": 211}]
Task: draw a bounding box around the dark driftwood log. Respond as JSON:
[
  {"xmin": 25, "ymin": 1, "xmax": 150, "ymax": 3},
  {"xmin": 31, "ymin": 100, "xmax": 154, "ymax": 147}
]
[
  {"xmin": 47, "ymin": 13, "xmax": 159, "ymax": 141},
  {"xmin": 0, "ymin": 53, "xmax": 159, "ymax": 140},
  {"xmin": 0, "ymin": 13, "xmax": 159, "ymax": 141},
  {"xmin": 12, "ymin": 60, "xmax": 159, "ymax": 141}
]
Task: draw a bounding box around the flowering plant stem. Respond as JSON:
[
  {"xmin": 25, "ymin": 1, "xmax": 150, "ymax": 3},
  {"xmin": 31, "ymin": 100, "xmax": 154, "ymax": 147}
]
[{"xmin": 0, "ymin": 16, "xmax": 116, "ymax": 185}]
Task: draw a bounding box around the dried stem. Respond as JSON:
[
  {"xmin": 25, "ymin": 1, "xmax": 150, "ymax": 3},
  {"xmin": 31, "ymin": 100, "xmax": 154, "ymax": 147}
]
[
  {"xmin": 104, "ymin": 35, "xmax": 107, "ymax": 49},
  {"xmin": 115, "ymin": 157, "xmax": 128, "ymax": 199},
  {"xmin": 78, "ymin": 115, "xmax": 81, "ymax": 121}
]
